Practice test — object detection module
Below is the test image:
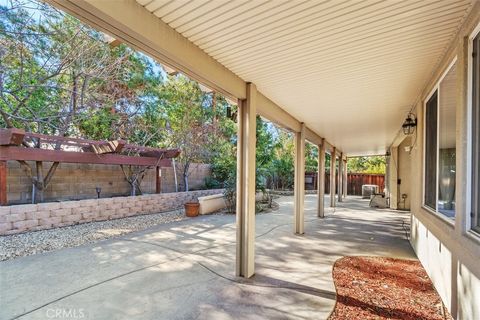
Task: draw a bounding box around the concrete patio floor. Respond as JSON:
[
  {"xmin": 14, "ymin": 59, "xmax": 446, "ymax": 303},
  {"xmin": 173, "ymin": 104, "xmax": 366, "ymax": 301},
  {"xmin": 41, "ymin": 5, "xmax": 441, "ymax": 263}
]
[{"xmin": 0, "ymin": 195, "xmax": 416, "ymax": 320}]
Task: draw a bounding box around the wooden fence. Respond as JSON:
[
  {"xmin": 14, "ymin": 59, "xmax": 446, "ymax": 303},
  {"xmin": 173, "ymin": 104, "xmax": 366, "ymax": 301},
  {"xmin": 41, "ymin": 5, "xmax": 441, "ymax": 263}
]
[
  {"xmin": 305, "ymin": 172, "xmax": 385, "ymax": 196},
  {"xmin": 346, "ymin": 173, "xmax": 385, "ymax": 196}
]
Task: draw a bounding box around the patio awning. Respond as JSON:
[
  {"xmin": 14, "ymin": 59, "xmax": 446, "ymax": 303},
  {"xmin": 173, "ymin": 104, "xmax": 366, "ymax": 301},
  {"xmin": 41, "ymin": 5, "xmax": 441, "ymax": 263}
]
[{"xmin": 49, "ymin": 0, "xmax": 475, "ymax": 155}]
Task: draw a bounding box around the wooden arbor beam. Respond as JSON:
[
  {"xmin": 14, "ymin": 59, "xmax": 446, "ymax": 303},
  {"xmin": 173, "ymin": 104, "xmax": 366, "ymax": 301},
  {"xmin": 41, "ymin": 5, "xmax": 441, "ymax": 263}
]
[
  {"xmin": 0, "ymin": 128, "xmax": 25, "ymax": 146},
  {"xmin": 0, "ymin": 146, "xmax": 172, "ymax": 167}
]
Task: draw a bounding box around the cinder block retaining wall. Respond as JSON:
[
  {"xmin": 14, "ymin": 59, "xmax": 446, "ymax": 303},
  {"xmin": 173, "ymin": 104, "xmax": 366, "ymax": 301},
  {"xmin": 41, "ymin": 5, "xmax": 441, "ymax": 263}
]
[
  {"xmin": 6, "ymin": 161, "xmax": 211, "ymax": 204},
  {"xmin": 0, "ymin": 189, "xmax": 224, "ymax": 235}
]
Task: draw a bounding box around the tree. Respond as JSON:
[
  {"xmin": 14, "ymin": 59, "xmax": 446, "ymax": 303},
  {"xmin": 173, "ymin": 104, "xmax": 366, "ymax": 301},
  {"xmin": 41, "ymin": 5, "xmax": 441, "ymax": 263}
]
[
  {"xmin": 160, "ymin": 76, "xmax": 214, "ymax": 191},
  {"xmin": 0, "ymin": 0, "xmax": 166, "ymax": 201},
  {"xmin": 208, "ymin": 102, "xmax": 237, "ymax": 189},
  {"xmin": 255, "ymin": 116, "xmax": 276, "ymax": 191},
  {"xmin": 347, "ymin": 156, "xmax": 386, "ymax": 174},
  {"xmin": 305, "ymin": 143, "xmax": 318, "ymax": 172},
  {"xmin": 270, "ymin": 129, "xmax": 294, "ymax": 189}
]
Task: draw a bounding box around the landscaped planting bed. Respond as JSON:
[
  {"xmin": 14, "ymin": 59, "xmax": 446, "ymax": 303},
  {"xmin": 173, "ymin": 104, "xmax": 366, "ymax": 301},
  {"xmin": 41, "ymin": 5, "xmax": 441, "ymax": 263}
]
[{"xmin": 329, "ymin": 256, "xmax": 452, "ymax": 320}]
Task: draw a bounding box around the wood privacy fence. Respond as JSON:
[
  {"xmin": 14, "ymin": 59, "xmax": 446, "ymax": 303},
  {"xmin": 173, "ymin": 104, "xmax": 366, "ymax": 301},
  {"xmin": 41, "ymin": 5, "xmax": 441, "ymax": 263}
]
[
  {"xmin": 305, "ymin": 172, "xmax": 385, "ymax": 196},
  {"xmin": 345, "ymin": 173, "xmax": 385, "ymax": 195}
]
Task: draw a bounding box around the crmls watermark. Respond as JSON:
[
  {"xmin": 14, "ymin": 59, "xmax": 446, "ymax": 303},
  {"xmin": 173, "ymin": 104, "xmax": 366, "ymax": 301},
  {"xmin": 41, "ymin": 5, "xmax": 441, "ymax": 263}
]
[{"xmin": 46, "ymin": 308, "xmax": 85, "ymax": 319}]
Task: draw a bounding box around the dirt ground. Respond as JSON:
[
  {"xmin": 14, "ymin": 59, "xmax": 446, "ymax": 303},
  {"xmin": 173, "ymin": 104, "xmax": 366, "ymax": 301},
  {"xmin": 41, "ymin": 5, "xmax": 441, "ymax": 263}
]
[{"xmin": 329, "ymin": 256, "xmax": 452, "ymax": 320}]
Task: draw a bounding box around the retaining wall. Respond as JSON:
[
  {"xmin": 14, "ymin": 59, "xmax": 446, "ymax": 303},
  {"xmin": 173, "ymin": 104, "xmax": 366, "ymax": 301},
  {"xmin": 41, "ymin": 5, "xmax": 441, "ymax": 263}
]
[{"xmin": 0, "ymin": 189, "xmax": 224, "ymax": 235}]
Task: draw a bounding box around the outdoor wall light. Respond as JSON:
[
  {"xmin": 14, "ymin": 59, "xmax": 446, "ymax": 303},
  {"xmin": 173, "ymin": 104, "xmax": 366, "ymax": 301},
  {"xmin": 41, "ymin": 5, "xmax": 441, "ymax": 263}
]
[{"xmin": 402, "ymin": 113, "xmax": 417, "ymax": 135}]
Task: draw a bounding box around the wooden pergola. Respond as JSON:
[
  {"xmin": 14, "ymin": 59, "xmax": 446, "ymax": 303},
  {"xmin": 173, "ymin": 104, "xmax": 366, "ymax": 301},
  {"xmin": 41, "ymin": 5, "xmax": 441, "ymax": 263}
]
[{"xmin": 0, "ymin": 128, "xmax": 180, "ymax": 205}]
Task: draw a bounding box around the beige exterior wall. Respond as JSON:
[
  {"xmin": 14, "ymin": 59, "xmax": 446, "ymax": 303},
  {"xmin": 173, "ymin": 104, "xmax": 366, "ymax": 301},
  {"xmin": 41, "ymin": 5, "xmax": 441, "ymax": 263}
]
[
  {"xmin": 396, "ymin": 5, "xmax": 480, "ymax": 319},
  {"xmin": 398, "ymin": 137, "xmax": 412, "ymax": 211},
  {"xmin": 6, "ymin": 161, "xmax": 211, "ymax": 204}
]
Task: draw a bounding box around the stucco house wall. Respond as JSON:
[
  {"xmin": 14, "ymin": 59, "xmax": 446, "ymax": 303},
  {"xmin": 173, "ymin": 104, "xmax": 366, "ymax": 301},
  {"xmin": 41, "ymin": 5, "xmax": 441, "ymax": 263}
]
[{"xmin": 394, "ymin": 5, "xmax": 480, "ymax": 319}]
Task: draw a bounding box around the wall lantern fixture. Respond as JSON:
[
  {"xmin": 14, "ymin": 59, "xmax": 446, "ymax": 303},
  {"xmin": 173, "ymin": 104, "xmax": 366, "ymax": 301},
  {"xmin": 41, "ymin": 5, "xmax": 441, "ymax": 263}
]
[{"xmin": 402, "ymin": 112, "xmax": 417, "ymax": 135}]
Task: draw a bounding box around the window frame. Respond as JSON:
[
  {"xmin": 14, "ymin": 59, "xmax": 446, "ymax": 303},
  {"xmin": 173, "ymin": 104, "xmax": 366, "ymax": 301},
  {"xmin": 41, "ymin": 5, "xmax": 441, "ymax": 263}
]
[
  {"xmin": 467, "ymin": 23, "xmax": 480, "ymax": 235},
  {"xmin": 423, "ymin": 90, "xmax": 438, "ymax": 211},
  {"xmin": 422, "ymin": 57, "xmax": 457, "ymax": 224}
]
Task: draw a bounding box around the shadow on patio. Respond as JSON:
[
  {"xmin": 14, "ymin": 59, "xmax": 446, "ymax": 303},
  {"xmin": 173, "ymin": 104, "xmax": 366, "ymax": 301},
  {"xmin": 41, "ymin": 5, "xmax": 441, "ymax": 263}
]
[{"xmin": 0, "ymin": 195, "xmax": 416, "ymax": 320}]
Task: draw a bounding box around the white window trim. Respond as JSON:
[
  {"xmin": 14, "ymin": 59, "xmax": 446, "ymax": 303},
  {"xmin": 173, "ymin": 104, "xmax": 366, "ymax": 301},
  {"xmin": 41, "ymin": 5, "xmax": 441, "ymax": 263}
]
[
  {"xmin": 466, "ymin": 23, "xmax": 480, "ymax": 234},
  {"xmin": 421, "ymin": 57, "xmax": 457, "ymax": 225}
]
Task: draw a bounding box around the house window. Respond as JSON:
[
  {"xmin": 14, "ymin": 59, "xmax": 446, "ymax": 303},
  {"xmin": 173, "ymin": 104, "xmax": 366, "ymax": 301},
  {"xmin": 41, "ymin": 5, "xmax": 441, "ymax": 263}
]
[
  {"xmin": 425, "ymin": 92, "xmax": 438, "ymax": 210},
  {"xmin": 472, "ymin": 31, "xmax": 480, "ymax": 232},
  {"xmin": 424, "ymin": 61, "xmax": 457, "ymax": 219}
]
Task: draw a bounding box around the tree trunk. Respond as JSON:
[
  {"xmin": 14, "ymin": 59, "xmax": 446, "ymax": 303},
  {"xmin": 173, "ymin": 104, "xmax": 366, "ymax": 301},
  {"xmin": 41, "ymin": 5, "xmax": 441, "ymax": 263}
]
[
  {"xmin": 35, "ymin": 161, "xmax": 44, "ymax": 203},
  {"xmin": 184, "ymin": 173, "xmax": 189, "ymax": 192},
  {"xmin": 17, "ymin": 160, "xmax": 59, "ymax": 204},
  {"xmin": 131, "ymin": 183, "xmax": 136, "ymax": 196},
  {"xmin": 121, "ymin": 165, "xmax": 147, "ymax": 196}
]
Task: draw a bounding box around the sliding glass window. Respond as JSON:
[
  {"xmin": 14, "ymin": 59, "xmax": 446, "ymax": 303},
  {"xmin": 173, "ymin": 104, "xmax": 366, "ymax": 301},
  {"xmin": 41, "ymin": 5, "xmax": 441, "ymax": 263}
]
[
  {"xmin": 472, "ymin": 32, "xmax": 480, "ymax": 233},
  {"xmin": 424, "ymin": 61, "xmax": 457, "ymax": 220},
  {"xmin": 425, "ymin": 92, "xmax": 438, "ymax": 211}
]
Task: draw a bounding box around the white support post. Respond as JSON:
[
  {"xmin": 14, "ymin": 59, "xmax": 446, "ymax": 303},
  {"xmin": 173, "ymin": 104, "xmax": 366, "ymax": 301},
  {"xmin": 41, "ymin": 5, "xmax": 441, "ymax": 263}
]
[
  {"xmin": 343, "ymin": 158, "xmax": 348, "ymax": 198},
  {"xmin": 294, "ymin": 123, "xmax": 306, "ymax": 234},
  {"xmin": 387, "ymin": 147, "xmax": 399, "ymax": 210},
  {"xmin": 236, "ymin": 83, "xmax": 257, "ymax": 278},
  {"xmin": 330, "ymin": 147, "xmax": 336, "ymax": 207},
  {"xmin": 318, "ymin": 140, "xmax": 326, "ymax": 218},
  {"xmin": 338, "ymin": 153, "xmax": 343, "ymax": 202}
]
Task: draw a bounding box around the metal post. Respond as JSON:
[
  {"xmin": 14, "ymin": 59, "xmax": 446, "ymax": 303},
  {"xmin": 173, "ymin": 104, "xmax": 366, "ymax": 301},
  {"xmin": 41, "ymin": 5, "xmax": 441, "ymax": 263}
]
[
  {"xmin": 343, "ymin": 158, "xmax": 348, "ymax": 198},
  {"xmin": 338, "ymin": 153, "xmax": 343, "ymax": 202},
  {"xmin": 318, "ymin": 140, "xmax": 326, "ymax": 217},
  {"xmin": 236, "ymin": 83, "xmax": 257, "ymax": 278},
  {"xmin": 294, "ymin": 123, "xmax": 305, "ymax": 234},
  {"xmin": 330, "ymin": 148, "xmax": 336, "ymax": 207}
]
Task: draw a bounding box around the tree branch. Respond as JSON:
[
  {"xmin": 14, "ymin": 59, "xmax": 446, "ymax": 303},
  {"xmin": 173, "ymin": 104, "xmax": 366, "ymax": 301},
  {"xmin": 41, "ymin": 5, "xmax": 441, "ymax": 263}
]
[{"xmin": 44, "ymin": 162, "xmax": 59, "ymax": 187}]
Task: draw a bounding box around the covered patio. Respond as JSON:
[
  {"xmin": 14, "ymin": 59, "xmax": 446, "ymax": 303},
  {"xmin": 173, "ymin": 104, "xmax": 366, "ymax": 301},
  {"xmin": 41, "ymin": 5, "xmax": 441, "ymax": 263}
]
[
  {"xmin": 0, "ymin": 195, "xmax": 414, "ymax": 319},
  {"xmin": 1, "ymin": 0, "xmax": 479, "ymax": 318}
]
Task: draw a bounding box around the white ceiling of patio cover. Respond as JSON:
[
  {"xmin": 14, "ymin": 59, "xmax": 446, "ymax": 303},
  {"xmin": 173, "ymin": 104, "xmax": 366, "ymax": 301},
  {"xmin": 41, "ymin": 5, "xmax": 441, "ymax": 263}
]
[{"xmin": 137, "ymin": 0, "xmax": 474, "ymax": 155}]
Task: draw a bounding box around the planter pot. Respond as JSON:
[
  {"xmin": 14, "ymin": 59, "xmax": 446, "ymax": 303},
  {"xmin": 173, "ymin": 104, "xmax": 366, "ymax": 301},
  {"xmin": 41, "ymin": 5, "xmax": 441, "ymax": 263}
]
[
  {"xmin": 185, "ymin": 202, "xmax": 200, "ymax": 217},
  {"xmin": 198, "ymin": 194, "xmax": 226, "ymax": 215}
]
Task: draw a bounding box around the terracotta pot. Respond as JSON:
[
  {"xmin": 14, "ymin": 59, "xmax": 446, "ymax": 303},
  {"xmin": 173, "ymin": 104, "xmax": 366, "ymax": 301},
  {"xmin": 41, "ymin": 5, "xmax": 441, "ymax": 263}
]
[{"xmin": 185, "ymin": 202, "xmax": 200, "ymax": 217}]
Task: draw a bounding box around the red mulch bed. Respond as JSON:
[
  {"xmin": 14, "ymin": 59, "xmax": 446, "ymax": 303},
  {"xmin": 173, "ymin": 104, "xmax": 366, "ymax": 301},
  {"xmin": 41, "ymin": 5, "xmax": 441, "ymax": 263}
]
[{"xmin": 328, "ymin": 256, "xmax": 452, "ymax": 320}]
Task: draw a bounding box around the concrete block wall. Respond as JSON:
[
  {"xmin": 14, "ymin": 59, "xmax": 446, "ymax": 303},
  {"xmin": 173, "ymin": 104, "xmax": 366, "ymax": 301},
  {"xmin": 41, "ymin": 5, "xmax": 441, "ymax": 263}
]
[
  {"xmin": 0, "ymin": 189, "xmax": 224, "ymax": 235},
  {"xmin": 6, "ymin": 161, "xmax": 211, "ymax": 204}
]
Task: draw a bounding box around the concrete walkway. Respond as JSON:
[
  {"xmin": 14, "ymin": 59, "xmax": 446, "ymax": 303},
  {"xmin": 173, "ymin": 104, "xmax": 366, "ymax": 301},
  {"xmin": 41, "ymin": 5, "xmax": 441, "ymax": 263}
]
[{"xmin": 0, "ymin": 195, "xmax": 416, "ymax": 320}]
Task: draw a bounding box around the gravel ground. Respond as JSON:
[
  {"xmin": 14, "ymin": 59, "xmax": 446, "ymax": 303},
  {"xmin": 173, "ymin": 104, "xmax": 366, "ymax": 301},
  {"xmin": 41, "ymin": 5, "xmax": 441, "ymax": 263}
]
[{"xmin": 0, "ymin": 209, "xmax": 189, "ymax": 261}]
